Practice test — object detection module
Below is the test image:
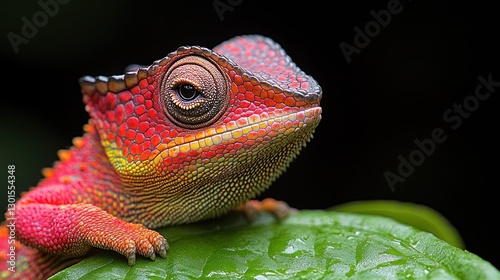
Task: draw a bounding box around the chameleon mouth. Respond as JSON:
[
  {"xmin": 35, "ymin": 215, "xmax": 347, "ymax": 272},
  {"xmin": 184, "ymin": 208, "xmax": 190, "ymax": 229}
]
[
  {"xmin": 150, "ymin": 106, "xmax": 322, "ymax": 164},
  {"xmin": 117, "ymin": 105, "xmax": 321, "ymax": 194}
]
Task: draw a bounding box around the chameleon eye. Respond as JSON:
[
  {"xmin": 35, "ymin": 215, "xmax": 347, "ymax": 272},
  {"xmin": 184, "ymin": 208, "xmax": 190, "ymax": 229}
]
[
  {"xmin": 161, "ymin": 55, "xmax": 229, "ymax": 129},
  {"xmin": 177, "ymin": 83, "xmax": 199, "ymax": 101}
]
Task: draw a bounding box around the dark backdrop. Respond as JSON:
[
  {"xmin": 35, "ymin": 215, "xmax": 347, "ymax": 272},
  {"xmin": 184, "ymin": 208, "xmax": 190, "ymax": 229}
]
[{"xmin": 1, "ymin": 0, "xmax": 498, "ymax": 269}]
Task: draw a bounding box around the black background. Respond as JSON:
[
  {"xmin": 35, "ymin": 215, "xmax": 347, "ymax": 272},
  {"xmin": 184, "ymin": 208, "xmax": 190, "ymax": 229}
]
[{"xmin": 1, "ymin": 0, "xmax": 498, "ymax": 270}]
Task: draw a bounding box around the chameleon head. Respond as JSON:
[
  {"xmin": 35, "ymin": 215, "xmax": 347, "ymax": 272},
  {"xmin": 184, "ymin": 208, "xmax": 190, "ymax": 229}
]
[{"xmin": 79, "ymin": 35, "xmax": 322, "ymax": 223}]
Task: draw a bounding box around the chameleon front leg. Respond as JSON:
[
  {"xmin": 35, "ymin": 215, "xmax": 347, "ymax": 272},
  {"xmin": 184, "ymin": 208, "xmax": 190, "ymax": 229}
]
[{"xmin": 14, "ymin": 202, "xmax": 168, "ymax": 266}]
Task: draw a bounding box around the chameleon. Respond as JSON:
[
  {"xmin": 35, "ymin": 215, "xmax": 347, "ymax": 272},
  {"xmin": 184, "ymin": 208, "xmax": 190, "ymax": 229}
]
[{"xmin": 0, "ymin": 34, "xmax": 322, "ymax": 279}]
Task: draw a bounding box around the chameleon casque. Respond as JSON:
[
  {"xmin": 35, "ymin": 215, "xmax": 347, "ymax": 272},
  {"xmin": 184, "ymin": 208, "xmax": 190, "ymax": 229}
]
[{"xmin": 0, "ymin": 34, "xmax": 322, "ymax": 279}]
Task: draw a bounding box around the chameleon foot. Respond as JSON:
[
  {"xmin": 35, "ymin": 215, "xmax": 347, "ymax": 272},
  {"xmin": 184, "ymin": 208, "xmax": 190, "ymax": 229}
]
[
  {"xmin": 117, "ymin": 223, "xmax": 169, "ymax": 266},
  {"xmin": 236, "ymin": 198, "xmax": 299, "ymax": 222}
]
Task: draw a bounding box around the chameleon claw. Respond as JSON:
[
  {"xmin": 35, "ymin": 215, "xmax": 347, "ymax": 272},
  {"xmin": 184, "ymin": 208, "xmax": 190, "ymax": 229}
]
[
  {"xmin": 158, "ymin": 248, "xmax": 167, "ymax": 259},
  {"xmin": 127, "ymin": 253, "xmax": 136, "ymax": 266},
  {"xmin": 157, "ymin": 238, "xmax": 168, "ymax": 258},
  {"xmin": 125, "ymin": 240, "xmax": 137, "ymax": 266}
]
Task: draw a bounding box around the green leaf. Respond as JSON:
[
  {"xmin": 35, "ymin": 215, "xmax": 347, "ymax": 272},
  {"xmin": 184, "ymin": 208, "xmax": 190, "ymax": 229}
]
[
  {"xmin": 49, "ymin": 210, "xmax": 499, "ymax": 280},
  {"xmin": 329, "ymin": 200, "xmax": 465, "ymax": 249}
]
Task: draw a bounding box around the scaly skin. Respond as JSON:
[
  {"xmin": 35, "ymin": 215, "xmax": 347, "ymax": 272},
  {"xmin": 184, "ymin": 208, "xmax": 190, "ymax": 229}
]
[{"xmin": 0, "ymin": 35, "xmax": 322, "ymax": 279}]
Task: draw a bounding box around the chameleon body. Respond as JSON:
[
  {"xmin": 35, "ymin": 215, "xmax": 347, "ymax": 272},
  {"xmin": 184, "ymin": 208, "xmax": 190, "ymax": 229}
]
[{"xmin": 0, "ymin": 35, "xmax": 322, "ymax": 279}]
